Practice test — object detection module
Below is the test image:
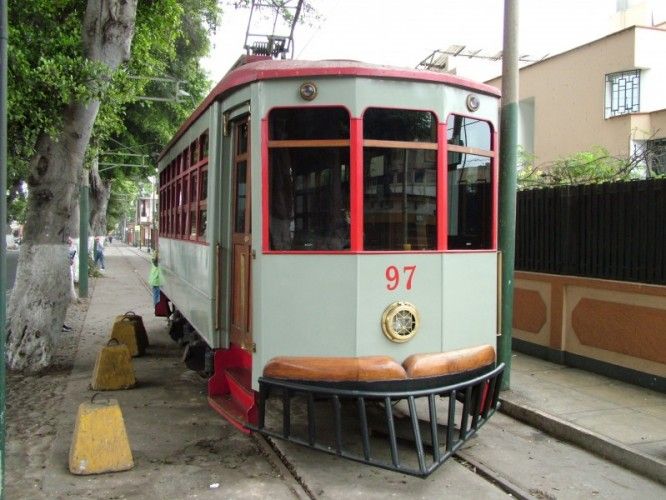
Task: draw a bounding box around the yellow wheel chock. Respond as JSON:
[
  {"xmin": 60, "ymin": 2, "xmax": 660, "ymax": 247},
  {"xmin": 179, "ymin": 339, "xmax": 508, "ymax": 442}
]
[{"xmin": 69, "ymin": 395, "xmax": 134, "ymax": 475}]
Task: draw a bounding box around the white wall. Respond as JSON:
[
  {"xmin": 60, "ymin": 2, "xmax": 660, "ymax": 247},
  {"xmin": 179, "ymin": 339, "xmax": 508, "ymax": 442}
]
[{"xmin": 635, "ymin": 28, "xmax": 666, "ymax": 112}]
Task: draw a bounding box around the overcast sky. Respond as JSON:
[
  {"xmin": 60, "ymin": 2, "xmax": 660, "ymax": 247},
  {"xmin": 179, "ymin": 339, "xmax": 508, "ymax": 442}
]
[{"xmin": 202, "ymin": 0, "xmax": 655, "ymax": 84}]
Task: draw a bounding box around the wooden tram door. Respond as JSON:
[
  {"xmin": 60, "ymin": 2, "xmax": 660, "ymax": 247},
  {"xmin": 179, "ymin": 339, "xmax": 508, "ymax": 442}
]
[{"xmin": 230, "ymin": 118, "xmax": 252, "ymax": 351}]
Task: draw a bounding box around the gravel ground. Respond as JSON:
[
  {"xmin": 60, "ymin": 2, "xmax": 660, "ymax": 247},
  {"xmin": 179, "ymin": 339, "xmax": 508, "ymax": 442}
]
[{"xmin": 6, "ymin": 297, "xmax": 90, "ymax": 498}]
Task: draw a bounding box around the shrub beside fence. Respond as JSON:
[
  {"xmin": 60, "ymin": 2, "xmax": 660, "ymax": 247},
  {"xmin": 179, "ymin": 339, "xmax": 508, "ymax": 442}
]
[{"xmin": 516, "ymin": 179, "xmax": 666, "ymax": 285}]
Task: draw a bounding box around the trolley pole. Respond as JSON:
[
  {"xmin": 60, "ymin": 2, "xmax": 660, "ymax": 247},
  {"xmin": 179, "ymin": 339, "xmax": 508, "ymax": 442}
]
[
  {"xmin": 498, "ymin": 0, "xmax": 519, "ymax": 390},
  {"xmin": 79, "ymin": 171, "xmax": 89, "ymax": 298},
  {"xmin": 0, "ymin": 0, "xmax": 8, "ymax": 492}
]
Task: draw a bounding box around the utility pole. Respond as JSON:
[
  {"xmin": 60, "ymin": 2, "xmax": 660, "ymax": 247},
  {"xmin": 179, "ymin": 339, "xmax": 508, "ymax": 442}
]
[
  {"xmin": 1, "ymin": 0, "xmax": 8, "ymax": 491},
  {"xmin": 498, "ymin": 0, "xmax": 519, "ymax": 390},
  {"xmin": 79, "ymin": 170, "xmax": 89, "ymax": 298}
]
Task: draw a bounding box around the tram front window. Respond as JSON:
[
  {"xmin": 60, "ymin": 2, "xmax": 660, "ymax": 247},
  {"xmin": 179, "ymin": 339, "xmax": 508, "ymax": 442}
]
[
  {"xmin": 363, "ymin": 108, "xmax": 438, "ymax": 251},
  {"xmin": 268, "ymin": 107, "xmax": 350, "ymax": 251},
  {"xmin": 447, "ymin": 115, "xmax": 493, "ymax": 250}
]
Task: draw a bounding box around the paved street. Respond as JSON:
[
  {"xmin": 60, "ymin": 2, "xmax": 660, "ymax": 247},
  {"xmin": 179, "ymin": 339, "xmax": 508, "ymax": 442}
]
[{"xmin": 4, "ymin": 243, "xmax": 665, "ymax": 498}]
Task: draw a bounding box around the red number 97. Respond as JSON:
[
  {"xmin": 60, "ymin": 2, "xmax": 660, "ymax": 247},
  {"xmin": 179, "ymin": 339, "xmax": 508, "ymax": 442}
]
[{"xmin": 385, "ymin": 265, "xmax": 416, "ymax": 291}]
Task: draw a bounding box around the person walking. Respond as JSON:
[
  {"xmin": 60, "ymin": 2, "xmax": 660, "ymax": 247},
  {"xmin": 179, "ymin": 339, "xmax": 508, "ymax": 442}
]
[{"xmin": 94, "ymin": 236, "xmax": 105, "ymax": 270}]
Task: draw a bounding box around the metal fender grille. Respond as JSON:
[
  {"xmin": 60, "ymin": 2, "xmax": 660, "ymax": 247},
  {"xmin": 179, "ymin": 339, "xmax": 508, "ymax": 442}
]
[{"xmin": 249, "ymin": 363, "xmax": 505, "ymax": 477}]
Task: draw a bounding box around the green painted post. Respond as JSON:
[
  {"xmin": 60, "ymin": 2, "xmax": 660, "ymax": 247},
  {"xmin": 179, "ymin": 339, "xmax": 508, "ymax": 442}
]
[
  {"xmin": 0, "ymin": 0, "xmax": 7, "ymax": 492},
  {"xmin": 79, "ymin": 174, "xmax": 89, "ymax": 298},
  {"xmin": 498, "ymin": 0, "xmax": 519, "ymax": 390}
]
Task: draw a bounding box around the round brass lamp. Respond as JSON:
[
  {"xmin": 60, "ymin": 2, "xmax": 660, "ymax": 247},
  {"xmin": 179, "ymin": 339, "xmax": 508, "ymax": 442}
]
[{"xmin": 381, "ymin": 301, "xmax": 420, "ymax": 343}]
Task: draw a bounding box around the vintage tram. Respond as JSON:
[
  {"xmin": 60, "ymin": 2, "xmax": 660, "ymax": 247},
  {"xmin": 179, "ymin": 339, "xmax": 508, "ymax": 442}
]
[{"xmin": 156, "ymin": 56, "xmax": 504, "ymax": 476}]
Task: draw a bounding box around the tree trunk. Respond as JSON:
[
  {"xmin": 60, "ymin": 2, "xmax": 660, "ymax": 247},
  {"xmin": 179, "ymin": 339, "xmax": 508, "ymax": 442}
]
[
  {"xmin": 6, "ymin": 0, "xmax": 137, "ymax": 372},
  {"xmin": 89, "ymin": 158, "xmax": 111, "ymax": 236}
]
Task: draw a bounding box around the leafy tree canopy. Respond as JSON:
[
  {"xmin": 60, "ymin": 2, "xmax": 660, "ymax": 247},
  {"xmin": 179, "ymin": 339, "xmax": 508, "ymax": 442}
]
[{"xmin": 8, "ymin": 0, "xmax": 221, "ymax": 223}]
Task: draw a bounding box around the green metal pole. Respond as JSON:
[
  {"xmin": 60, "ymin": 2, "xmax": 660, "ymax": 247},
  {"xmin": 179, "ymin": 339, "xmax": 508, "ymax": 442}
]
[
  {"xmin": 498, "ymin": 0, "xmax": 519, "ymax": 390},
  {"xmin": 79, "ymin": 173, "xmax": 89, "ymax": 298},
  {"xmin": 0, "ymin": 0, "xmax": 8, "ymax": 493}
]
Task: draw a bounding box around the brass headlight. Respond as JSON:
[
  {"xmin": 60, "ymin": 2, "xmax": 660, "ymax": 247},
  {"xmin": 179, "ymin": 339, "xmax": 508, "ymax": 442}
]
[
  {"xmin": 381, "ymin": 301, "xmax": 420, "ymax": 343},
  {"xmin": 299, "ymin": 81, "xmax": 318, "ymax": 101},
  {"xmin": 466, "ymin": 93, "xmax": 480, "ymax": 112}
]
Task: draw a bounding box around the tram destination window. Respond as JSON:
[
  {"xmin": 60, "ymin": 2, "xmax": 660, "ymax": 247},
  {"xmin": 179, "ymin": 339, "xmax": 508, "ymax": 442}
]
[
  {"xmin": 268, "ymin": 107, "xmax": 350, "ymax": 251},
  {"xmin": 363, "ymin": 108, "xmax": 437, "ymax": 251},
  {"xmin": 447, "ymin": 115, "xmax": 493, "ymax": 250}
]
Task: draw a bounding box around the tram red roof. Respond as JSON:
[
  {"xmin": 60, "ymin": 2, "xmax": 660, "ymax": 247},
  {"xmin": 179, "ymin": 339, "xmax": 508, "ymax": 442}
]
[{"xmin": 159, "ymin": 58, "xmax": 501, "ymax": 161}]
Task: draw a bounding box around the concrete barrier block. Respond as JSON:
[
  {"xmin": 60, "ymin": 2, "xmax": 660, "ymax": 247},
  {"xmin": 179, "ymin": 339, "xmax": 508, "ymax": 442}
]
[
  {"xmin": 69, "ymin": 398, "xmax": 134, "ymax": 475},
  {"xmin": 111, "ymin": 313, "xmax": 148, "ymax": 357},
  {"xmin": 91, "ymin": 344, "xmax": 136, "ymax": 391},
  {"xmin": 116, "ymin": 312, "xmax": 150, "ymax": 348}
]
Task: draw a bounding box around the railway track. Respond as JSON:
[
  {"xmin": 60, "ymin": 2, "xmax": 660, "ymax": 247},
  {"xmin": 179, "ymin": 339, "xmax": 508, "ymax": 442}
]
[{"xmin": 257, "ymin": 431, "xmax": 532, "ymax": 499}]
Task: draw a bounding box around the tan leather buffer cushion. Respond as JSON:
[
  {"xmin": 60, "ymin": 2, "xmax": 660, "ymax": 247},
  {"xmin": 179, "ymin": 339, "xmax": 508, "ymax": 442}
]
[
  {"xmin": 402, "ymin": 345, "xmax": 496, "ymax": 379},
  {"xmin": 263, "ymin": 355, "xmax": 408, "ymax": 382}
]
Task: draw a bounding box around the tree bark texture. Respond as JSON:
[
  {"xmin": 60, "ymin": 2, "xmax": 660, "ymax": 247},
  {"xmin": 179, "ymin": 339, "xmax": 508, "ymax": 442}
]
[
  {"xmin": 89, "ymin": 158, "xmax": 111, "ymax": 236},
  {"xmin": 7, "ymin": 0, "xmax": 137, "ymax": 372}
]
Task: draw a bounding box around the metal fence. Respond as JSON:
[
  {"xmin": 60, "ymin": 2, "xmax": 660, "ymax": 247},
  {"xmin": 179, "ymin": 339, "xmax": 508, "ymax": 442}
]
[{"xmin": 515, "ymin": 179, "xmax": 666, "ymax": 285}]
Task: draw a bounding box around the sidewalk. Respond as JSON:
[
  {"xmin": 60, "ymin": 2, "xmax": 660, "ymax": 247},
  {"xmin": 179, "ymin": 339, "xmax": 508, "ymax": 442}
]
[{"xmin": 500, "ymin": 351, "xmax": 666, "ymax": 485}]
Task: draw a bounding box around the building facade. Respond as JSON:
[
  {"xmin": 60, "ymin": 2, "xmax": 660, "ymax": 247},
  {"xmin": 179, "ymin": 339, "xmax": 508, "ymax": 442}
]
[{"xmin": 487, "ymin": 23, "xmax": 666, "ymax": 174}]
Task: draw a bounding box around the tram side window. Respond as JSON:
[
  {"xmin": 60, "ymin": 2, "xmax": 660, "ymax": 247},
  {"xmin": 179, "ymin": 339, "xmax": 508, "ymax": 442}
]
[
  {"xmin": 447, "ymin": 115, "xmax": 493, "ymax": 250},
  {"xmin": 268, "ymin": 107, "xmax": 350, "ymax": 251},
  {"xmin": 199, "ymin": 168, "xmax": 208, "ymax": 240},
  {"xmin": 158, "ymin": 129, "xmax": 210, "ymax": 242},
  {"xmin": 363, "ymin": 108, "xmax": 438, "ymax": 251}
]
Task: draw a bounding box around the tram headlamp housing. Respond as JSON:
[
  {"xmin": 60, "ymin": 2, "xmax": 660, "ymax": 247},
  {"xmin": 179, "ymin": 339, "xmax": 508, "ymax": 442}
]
[
  {"xmin": 381, "ymin": 301, "xmax": 420, "ymax": 343},
  {"xmin": 299, "ymin": 81, "xmax": 318, "ymax": 101},
  {"xmin": 466, "ymin": 94, "xmax": 480, "ymax": 112}
]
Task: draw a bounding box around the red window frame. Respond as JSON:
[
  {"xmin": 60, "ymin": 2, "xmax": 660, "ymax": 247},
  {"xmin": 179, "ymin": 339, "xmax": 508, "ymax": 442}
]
[
  {"xmin": 444, "ymin": 113, "xmax": 498, "ymax": 252},
  {"xmin": 361, "ymin": 107, "xmax": 440, "ymax": 252},
  {"xmin": 262, "ymin": 106, "xmax": 352, "ymax": 254},
  {"xmin": 159, "ymin": 130, "xmax": 210, "ymax": 244},
  {"xmin": 261, "ymin": 108, "xmax": 498, "ymax": 254}
]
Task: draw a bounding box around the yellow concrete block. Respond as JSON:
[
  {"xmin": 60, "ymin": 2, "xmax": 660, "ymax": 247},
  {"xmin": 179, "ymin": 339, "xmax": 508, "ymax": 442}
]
[
  {"xmin": 91, "ymin": 344, "xmax": 136, "ymax": 391},
  {"xmin": 69, "ymin": 399, "xmax": 134, "ymax": 475},
  {"xmin": 115, "ymin": 312, "xmax": 149, "ymax": 347},
  {"xmin": 111, "ymin": 313, "xmax": 148, "ymax": 357}
]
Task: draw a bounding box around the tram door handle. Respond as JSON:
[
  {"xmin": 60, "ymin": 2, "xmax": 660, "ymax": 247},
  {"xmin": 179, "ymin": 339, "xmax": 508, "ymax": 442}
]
[{"xmin": 251, "ymin": 250, "xmax": 256, "ymax": 260}]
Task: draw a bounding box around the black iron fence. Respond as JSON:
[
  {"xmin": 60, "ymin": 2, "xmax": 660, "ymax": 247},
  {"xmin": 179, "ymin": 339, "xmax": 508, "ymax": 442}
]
[{"xmin": 515, "ymin": 179, "xmax": 666, "ymax": 285}]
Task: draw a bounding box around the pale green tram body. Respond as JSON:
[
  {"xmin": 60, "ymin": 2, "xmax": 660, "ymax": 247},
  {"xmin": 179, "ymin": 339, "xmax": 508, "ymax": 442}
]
[{"xmin": 158, "ymin": 69, "xmax": 500, "ymax": 390}]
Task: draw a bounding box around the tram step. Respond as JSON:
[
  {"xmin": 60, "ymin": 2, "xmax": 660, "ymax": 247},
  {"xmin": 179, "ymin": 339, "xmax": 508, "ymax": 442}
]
[
  {"xmin": 225, "ymin": 367, "xmax": 255, "ymax": 410},
  {"xmin": 208, "ymin": 394, "xmax": 254, "ymax": 434},
  {"xmin": 207, "ymin": 348, "xmax": 257, "ymax": 430}
]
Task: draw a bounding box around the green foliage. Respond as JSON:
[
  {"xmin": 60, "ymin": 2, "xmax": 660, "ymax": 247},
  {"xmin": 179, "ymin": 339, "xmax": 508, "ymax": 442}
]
[
  {"xmin": 8, "ymin": 193, "xmax": 27, "ymax": 225},
  {"xmin": 95, "ymin": 0, "xmax": 220, "ymax": 226},
  {"xmin": 95, "ymin": 0, "xmax": 218, "ymax": 149},
  {"xmin": 8, "ymin": 1, "xmax": 93, "ymax": 219},
  {"xmin": 518, "ymin": 146, "xmax": 643, "ymax": 188},
  {"xmin": 7, "ymin": 0, "xmax": 221, "ymax": 224},
  {"xmin": 106, "ymin": 175, "xmax": 142, "ymax": 233}
]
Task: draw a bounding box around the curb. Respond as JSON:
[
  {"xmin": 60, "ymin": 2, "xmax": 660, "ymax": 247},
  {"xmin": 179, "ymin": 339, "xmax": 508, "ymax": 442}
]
[{"xmin": 499, "ymin": 397, "xmax": 666, "ymax": 486}]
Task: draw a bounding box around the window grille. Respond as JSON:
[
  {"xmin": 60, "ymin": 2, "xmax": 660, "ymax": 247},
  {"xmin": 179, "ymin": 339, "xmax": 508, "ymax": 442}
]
[{"xmin": 605, "ymin": 70, "xmax": 640, "ymax": 118}]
